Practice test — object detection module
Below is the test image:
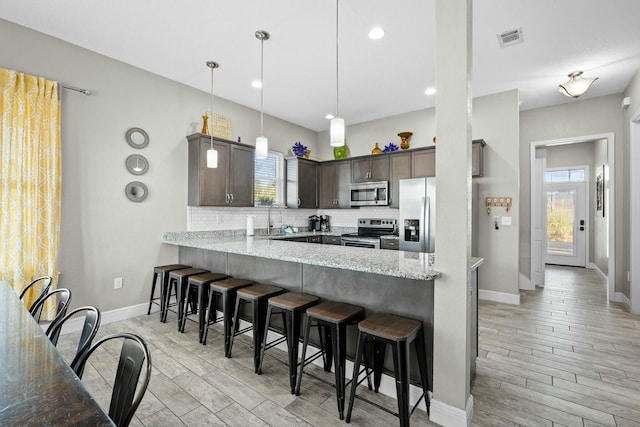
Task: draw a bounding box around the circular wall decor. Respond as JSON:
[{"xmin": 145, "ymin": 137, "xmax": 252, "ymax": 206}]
[
  {"xmin": 125, "ymin": 127, "xmax": 149, "ymax": 149},
  {"xmin": 125, "ymin": 181, "xmax": 148, "ymax": 202},
  {"xmin": 125, "ymin": 154, "xmax": 149, "ymax": 175}
]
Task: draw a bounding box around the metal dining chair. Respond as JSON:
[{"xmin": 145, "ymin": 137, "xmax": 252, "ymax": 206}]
[
  {"xmin": 29, "ymin": 287, "xmax": 71, "ymax": 324},
  {"xmin": 71, "ymin": 333, "xmax": 152, "ymax": 427},
  {"xmin": 19, "ymin": 275, "xmax": 52, "ymax": 311},
  {"xmin": 45, "ymin": 306, "xmax": 101, "ymax": 365}
]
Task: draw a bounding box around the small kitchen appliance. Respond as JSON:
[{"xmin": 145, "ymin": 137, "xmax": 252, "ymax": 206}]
[
  {"xmin": 308, "ymin": 215, "xmax": 321, "ymax": 232},
  {"xmin": 349, "ymin": 181, "xmax": 389, "ymax": 207},
  {"xmin": 320, "ymin": 215, "xmax": 331, "ymax": 232}
]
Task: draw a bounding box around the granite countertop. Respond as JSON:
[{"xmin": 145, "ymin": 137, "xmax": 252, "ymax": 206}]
[{"xmin": 162, "ymin": 230, "xmax": 484, "ymax": 281}]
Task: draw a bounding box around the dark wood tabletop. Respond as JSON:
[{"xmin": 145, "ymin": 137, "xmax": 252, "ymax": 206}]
[{"xmin": 0, "ymin": 281, "xmax": 114, "ymax": 426}]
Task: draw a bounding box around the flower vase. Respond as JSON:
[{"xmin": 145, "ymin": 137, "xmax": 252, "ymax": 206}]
[{"xmin": 201, "ymin": 114, "xmax": 210, "ymax": 135}]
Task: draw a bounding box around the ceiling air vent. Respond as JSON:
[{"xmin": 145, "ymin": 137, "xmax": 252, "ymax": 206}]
[{"xmin": 497, "ymin": 27, "xmax": 523, "ymax": 48}]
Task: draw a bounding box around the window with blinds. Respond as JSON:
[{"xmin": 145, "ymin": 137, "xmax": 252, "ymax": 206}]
[{"xmin": 254, "ymin": 150, "xmax": 284, "ymax": 206}]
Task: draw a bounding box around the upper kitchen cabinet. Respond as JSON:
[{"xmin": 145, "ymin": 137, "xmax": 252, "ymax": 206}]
[
  {"xmin": 187, "ymin": 134, "xmax": 255, "ymax": 207},
  {"xmin": 286, "ymin": 157, "xmax": 318, "ymax": 209},
  {"xmin": 351, "ymin": 156, "xmax": 390, "ymax": 183},
  {"xmin": 320, "ymin": 160, "xmax": 351, "ymax": 208},
  {"xmin": 472, "ymin": 139, "xmax": 486, "ymax": 178},
  {"xmin": 389, "ymin": 151, "xmax": 411, "ymax": 208},
  {"xmin": 411, "ymin": 147, "xmax": 436, "ymax": 178}
]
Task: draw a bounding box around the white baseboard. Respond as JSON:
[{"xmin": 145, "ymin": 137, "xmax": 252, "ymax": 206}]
[
  {"xmin": 478, "ymin": 289, "xmax": 520, "ymax": 305},
  {"xmin": 59, "ymin": 302, "xmax": 156, "ymax": 335},
  {"xmin": 613, "ymin": 292, "xmax": 631, "ymax": 307},
  {"xmin": 430, "ymin": 394, "xmax": 474, "ymax": 426},
  {"xmin": 589, "ymin": 263, "xmax": 608, "ymax": 281},
  {"xmin": 518, "ymin": 272, "xmax": 534, "ymax": 291}
]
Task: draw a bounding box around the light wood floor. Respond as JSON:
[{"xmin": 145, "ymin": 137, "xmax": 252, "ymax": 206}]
[{"xmin": 56, "ymin": 265, "xmax": 640, "ymax": 426}]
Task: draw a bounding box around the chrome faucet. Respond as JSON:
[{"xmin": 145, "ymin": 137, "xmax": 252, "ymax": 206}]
[{"xmin": 267, "ymin": 204, "xmax": 273, "ymax": 235}]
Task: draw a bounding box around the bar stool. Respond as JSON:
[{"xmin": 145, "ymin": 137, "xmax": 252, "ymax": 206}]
[
  {"xmin": 147, "ymin": 264, "xmax": 191, "ymax": 321},
  {"xmin": 167, "ymin": 268, "xmax": 208, "ymax": 327},
  {"xmin": 202, "ymin": 278, "xmax": 254, "ymax": 352},
  {"xmin": 228, "ymin": 284, "xmax": 285, "ymax": 372},
  {"xmin": 345, "ymin": 312, "xmax": 430, "ymax": 427},
  {"xmin": 257, "ymin": 292, "xmax": 320, "ymax": 393},
  {"xmin": 179, "ymin": 272, "xmax": 230, "ymax": 339},
  {"xmin": 295, "ymin": 301, "xmax": 365, "ymax": 420}
]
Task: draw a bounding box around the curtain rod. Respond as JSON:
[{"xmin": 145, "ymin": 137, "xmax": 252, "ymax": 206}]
[{"xmin": 60, "ymin": 84, "xmax": 91, "ymax": 96}]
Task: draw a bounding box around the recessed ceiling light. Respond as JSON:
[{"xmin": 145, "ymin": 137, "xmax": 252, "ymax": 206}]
[
  {"xmin": 251, "ymin": 80, "xmax": 262, "ymax": 88},
  {"xmin": 326, "ymin": 114, "xmax": 335, "ymax": 120},
  {"xmin": 368, "ymin": 27, "xmax": 385, "ymax": 40},
  {"xmin": 424, "ymin": 87, "xmax": 436, "ymax": 95}
]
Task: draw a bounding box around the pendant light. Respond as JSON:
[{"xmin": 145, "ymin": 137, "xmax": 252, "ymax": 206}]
[
  {"xmin": 330, "ymin": 0, "xmax": 345, "ymax": 147},
  {"xmin": 206, "ymin": 61, "xmax": 219, "ymax": 168},
  {"xmin": 558, "ymin": 71, "xmax": 598, "ymax": 98},
  {"xmin": 255, "ymin": 30, "xmax": 270, "ymax": 159}
]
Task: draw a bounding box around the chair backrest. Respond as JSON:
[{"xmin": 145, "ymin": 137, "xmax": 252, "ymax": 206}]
[
  {"xmin": 19, "ymin": 275, "xmax": 52, "ymax": 310},
  {"xmin": 45, "ymin": 306, "xmax": 101, "ymax": 361},
  {"xmin": 71, "ymin": 333, "xmax": 152, "ymax": 427},
  {"xmin": 29, "ymin": 288, "xmax": 71, "ymax": 323}
]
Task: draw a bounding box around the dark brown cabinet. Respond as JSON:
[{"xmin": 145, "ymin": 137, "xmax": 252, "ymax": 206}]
[
  {"xmin": 322, "ymin": 235, "xmax": 342, "ymax": 245},
  {"xmin": 187, "ymin": 134, "xmax": 255, "ymax": 207},
  {"xmin": 389, "ymin": 151, "xmax": 411, "ymax": 208},
  {"xmin": 319, "ymin": 160, "xmax": 351, "ymax": 208},
  {"xmin": 351, "ymin": 156, "xmax": 390, "ymax": 183},
  {"xmin": 286, "ymin": 157, "xmax": 318, "ymax": 209},
  {"xmin": 411, "ymin": 147, "xmax": 436, "ymax": 178}
]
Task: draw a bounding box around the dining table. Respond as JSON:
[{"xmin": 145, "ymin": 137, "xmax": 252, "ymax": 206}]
[{"xmin": 0, "ymin": 280, "xmax": 114, "ymax": 426}]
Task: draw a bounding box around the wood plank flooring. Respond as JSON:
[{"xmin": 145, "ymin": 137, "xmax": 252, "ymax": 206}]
[{"xmin": 55, "ymin": 265, "xmax": 640, "ymax": 426}]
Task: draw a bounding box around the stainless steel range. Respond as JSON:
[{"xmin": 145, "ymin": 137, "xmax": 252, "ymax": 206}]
[{"xmin": 341, "ymin": 218, "xmax": 397, "ymax": 249}]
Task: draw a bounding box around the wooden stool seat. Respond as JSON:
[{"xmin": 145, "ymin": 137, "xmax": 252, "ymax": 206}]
[
  {"xmin": 258, "ymin": 292, "xmax": 320, "ymax": 392},
  {"xmin": 296, "ymin": 301, "xmax": 365, "ymax": 420},
  {"xmin": 180, "ymin": 272, "xmax": 230, "ymax": 338},
  {"xmin": 306, "ymin": 301, "xmax": 364, "ymax": 324},
  {"xmin": 346, "ymin": 312, "xmax": 430, "ymax": 426},
  {"xmin": 202, "ymin": 278, "xmax": 254, "ymax": 349},
  {"xmin": 148, "ymin": 264, "xmax": 191, "ymax": 320},
  {"xmin": 229, "ymin": 284, "xmax": 285, "ymax": 371},
  {"xmin": 170, "ymin": 268, "xmax": 208, "ymax": 278},
  {"xmin": 358, "ymin": 312, "xmax": 422, "ymax": 341}
]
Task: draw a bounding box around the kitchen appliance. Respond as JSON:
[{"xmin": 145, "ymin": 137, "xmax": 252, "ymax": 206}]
[
  {"xmin": 399, "ymin": 177, "xmax": 436, "ymax": 252},
  {"xmin": 349, "ymin": 181, "xmax": 389, "ymax": 207},
  {"xmin": 320, "ymin": 215, "xmax": 331, "ymax": 232},
  {"xmin": 308, "ymin": 215, "xmax": 321, "ymax": 232},
  {"xmin": 341, "ymin": 218, "xmax": 397, "ymax": 249}
]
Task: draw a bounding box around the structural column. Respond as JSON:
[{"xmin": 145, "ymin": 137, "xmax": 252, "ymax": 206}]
[{"xmin": 431, "ymin": 0, "xmax": 473, "ymax": 425}]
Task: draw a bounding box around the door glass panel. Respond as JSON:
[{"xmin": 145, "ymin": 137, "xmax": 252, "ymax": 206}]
[{"xmin": 546, "ymin": 190, "xmax": 575, "ymax": 256}]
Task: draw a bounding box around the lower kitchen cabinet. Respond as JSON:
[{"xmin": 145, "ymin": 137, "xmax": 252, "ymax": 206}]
[
  {"xmin": 187, "ymin": 133, "xmax": 255, "ymax": 206},
  {"xmin": 321, "ymin": 235, "xmax": 341, "ymax": 245}
]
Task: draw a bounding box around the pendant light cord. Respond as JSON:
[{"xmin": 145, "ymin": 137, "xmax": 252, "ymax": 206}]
[
  {"xmin": 335, "ymin": 0, "xmax": 339, "ymax": 118},
  {"xmin": 210, "ymin": 64, "xmax": 214, "ymax": 149},
  {"xmin": 260, "ymin": 37, "xmax": 265, "ymax": 136}
]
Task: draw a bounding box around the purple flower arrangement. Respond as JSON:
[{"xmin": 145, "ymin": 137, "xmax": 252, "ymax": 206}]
[
  {"xmin": 292, "ymin": 141, "xmax": 308, "ymax": 157},
  {"xmin": 383, "ymin": 142, "xmax": 399, "ymax": 153}
]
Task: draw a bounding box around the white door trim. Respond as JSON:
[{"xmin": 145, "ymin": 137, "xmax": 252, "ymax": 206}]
[
  {"xmin": 630, "ymin": 113, "xmax": 640, "ymax": 314},
  {"xmin": 530, "ymin": 133, "xmax": 615, "ymax": 301}
]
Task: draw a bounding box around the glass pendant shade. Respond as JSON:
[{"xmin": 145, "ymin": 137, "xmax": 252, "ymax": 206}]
[
  {"xmin": 330, "ymin": 117, "xmax": 345, "ymax": 147},
  {"xmin": 558, "ymin": 71, "xmax": 598, "ymax": 98},
  {"xmin": 256, "ymin": 136, "xmax": 268, "ymax": 159},
  {"xmin": 207, "ymin": 147, "xmax": 218, "ymax": 168}
]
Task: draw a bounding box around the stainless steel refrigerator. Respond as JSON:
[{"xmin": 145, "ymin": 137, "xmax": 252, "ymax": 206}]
[{"xmin": 399, "ymin": 177, "xmax": 436, "ymax": 252}]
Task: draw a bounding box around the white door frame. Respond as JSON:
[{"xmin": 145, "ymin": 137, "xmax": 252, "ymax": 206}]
[
  {"xmin": 529, "ymin": 133, "xmax": 615, "ymax": 301},
  {"xmin": 630, "ymin": 113, "xmax": 640, "ymax": 314}
]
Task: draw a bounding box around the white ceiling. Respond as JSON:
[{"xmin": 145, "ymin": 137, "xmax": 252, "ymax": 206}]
[{"xmin": 3, "ymin": 0, "xmax": 640, "ymax": 132}]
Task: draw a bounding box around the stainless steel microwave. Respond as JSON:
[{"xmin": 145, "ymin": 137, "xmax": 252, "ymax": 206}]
[{"xmin": 350, "ymin": 181, "xmax": 389, "ymax": 206}]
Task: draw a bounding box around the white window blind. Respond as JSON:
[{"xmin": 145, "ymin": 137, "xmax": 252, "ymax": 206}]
[{"xmin": 254, "ymin": 150, "xmax": 284, "ymax": 206}]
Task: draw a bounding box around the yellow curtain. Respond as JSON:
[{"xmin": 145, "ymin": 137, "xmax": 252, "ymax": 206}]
[{"xmin": 0, "ymin": 68, "xmax": 61, "ymax": 319}]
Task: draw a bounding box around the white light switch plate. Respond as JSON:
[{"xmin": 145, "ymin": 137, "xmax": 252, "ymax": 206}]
[{"xmin": 501, "ymin": 216, "xmax": 512, "ymax": 226}]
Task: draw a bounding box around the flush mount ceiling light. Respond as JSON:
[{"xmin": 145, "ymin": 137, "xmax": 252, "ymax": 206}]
[
  {"xmin": 368, "ymin": 27, "xmax": 385, "ymax": 40},
  {"xmin": 255, "ymin": 30, "xmax": 270, "ymax": 159},
  {"xmin": 251, "ymin": 80, "xmax": 262, "ymax": 88},
  {"xmin": 330, "ymin": 0, "xmax": 345, "ymax": 147},
  {"xmin": 558, "ymin": 71, "xmax": 599, "ymax": 98},
  {"xmin": 325, "ymin": 113, "xmax": 335, "ymax": 120},
  {"xmin": 206, "ymin": 61, "xmax": 219, "ymax": 168},
  {"xmin": 424, "ymin": 87, "xmax": 437, "ymax": 96}
]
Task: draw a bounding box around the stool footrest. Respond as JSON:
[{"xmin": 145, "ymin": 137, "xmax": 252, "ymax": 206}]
[{"xmin": 263, "ymin": 335, "xmax": 287, "ymax": 352}]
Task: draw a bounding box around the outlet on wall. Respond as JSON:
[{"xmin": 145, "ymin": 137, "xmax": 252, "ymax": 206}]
[{"xmin": 114, "ymin": 277, "xmax": 123, "ymax": 289}]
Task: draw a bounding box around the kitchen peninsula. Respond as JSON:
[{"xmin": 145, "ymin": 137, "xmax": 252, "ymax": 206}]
[{"xmin": 161, "ymin": 230, "xmax": 483, "ymax": 388}]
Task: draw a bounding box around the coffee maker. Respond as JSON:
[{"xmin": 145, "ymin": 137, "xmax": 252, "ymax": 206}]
[
  {"xmin": 320, "ymin": 215, "xmax": 330, "ymax": 232},
  {"xmin": 308, "ymin": 215, "xmax": 321, "ymax": 231}
]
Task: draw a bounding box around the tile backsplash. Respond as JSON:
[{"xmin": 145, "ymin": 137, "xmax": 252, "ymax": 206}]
[{"xmin": 188, "ymin": 206, "xmax": 399, "ymax": 231}]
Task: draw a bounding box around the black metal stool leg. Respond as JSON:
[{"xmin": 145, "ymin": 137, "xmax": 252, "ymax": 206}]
[
  {"xmin": 202, "ymin": 287, "xmax": 217, "ymax": 345},
  {"xmin": 227, "ymin": 296, "xmax": 243, "ymax": 358},
  {"xmin": 147, "ymin": 272, "xmax": 158, "ymax": 315},
  {"xmin": 295, "ymin": 315, "xmax": 313, "ymax": 396},
  {"xmin": 258, "ymin": 304, "xmax": 273, "ymax": 375},
  {"xmin": 252, "ymin": 299, "xmax": 268, "ymax": 373},
  {"xmin": 346, "ymin": 330, "xmax": 366, "ymax": 423},
  {"xmin": 333, "ymin": 323, "xmax": 347, "ymax": 420},
  {"xmin": 393, "ymin": 340, "xmax": 411, "ymax": 427}
]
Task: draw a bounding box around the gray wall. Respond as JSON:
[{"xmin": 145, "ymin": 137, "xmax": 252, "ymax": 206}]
[
  {"xmin": 519, "ymin": 94, "xmax": 625, "ymax": 292},
  {"xmin": 0, "ymin": 19, "xmax": 317, "ymax": 312}
]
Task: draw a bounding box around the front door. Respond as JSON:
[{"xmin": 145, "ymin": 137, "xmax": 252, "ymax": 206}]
[{"xmin": 545, "ymin": 182, "xmax": 587, "ymax": 267}]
